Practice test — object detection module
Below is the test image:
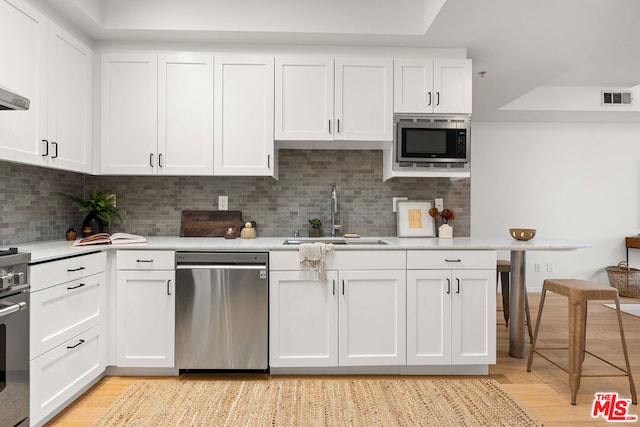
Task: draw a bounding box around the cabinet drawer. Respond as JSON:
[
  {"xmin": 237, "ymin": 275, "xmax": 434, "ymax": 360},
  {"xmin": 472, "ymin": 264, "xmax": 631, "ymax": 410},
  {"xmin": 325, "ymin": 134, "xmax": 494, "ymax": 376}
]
[
  {"xmin": 117, "ymin": 250, "xmax": 175, "ymax": 270},
  {"xmin": 30, "ymin": 252, "xmax": 106, "ymax": 292},
  {"xmin": 30, "ymin": 323, "xmax": 107, "ymax": 426},
  {"xmin": 407, "ymin": 250, "xmax": 496, "ymax": 270},
  {"xmin": 30, "ymin": 273, "xmax": 107, "ymax": 358}
]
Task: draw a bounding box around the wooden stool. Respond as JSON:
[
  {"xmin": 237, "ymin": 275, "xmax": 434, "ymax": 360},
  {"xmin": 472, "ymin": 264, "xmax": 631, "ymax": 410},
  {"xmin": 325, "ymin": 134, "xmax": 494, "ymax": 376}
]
[
  {"xmin": 527, "ymin": 279, "xmax": 637, "ymax": 405},
  {"xmin": 496, "ymin": 260, "xmax": 533, "ymax": 342}
]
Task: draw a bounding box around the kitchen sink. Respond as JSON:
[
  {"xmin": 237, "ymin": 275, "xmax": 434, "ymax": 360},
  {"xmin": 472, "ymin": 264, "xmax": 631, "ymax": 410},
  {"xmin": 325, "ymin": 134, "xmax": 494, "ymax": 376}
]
[{"xmin": 283, "ymin": 238, "xmax": 388, "ymax": 246}]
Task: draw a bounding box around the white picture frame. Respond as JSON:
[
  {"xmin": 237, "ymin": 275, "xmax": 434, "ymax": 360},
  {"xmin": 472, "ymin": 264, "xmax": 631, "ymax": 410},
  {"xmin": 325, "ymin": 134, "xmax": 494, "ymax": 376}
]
[{"xmin": 396, "ymin": 200, "xmax": 435, "ymax": 237}]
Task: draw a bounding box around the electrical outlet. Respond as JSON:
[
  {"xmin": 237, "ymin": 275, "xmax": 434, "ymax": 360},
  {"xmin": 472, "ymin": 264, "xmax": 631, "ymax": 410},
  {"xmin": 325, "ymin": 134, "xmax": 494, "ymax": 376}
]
[
  {"xmin": 218, "ymin": 195, "xmax": 228, "ymax": 210},
  {"xmin": 434, "ymin": 198, "xmax": 444, "ymax": 211},
  {"xmin": 534, "ymin": 263, "xmax": 540, "ymax": 272},
  {"xmin": 392, "ymin": 197, "xmax": 408, "ymax": 212},
  {"xmin": 546, "ymin": 262, "xmax": 553, "ymax": 272}
]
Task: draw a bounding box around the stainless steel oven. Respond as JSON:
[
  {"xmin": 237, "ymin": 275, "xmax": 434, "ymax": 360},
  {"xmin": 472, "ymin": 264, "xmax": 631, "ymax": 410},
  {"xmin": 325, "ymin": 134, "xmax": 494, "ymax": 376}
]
[{"xmin": 0, "ymin": 250, "xmax": 30, "ymax": 427}]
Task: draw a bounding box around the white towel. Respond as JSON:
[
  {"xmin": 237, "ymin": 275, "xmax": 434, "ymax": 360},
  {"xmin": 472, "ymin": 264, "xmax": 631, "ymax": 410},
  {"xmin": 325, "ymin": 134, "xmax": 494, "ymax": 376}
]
[{"xmin": 299, "ymin": 242, "xmax": 334, "ymax": 280}]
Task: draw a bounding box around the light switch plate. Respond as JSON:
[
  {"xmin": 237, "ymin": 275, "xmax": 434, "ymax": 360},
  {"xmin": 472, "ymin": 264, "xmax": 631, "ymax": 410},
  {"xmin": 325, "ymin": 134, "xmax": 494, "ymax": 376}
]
[
  {"xmin": 218, "ymin": 195, "xmax": 228, "ymax": 210},
  {"xmin": 434, "ymin": 198, "xmax": 444, "ymax": 211},
  {"xmin": 392, "ymin": 197, "xmax": 408, "ymax": 212}
]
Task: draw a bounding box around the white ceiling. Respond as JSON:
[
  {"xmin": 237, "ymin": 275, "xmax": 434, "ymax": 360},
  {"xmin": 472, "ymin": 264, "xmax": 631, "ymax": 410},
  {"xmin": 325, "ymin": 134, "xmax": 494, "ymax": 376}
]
[{"xmin": 46, "ymin": 0, "xmax": 640, "ymax": 121}]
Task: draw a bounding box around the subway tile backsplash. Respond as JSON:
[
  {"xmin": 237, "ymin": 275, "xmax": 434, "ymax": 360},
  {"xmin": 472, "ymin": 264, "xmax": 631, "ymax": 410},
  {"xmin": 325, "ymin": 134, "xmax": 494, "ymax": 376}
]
[{"xmin": 0, "ymin": 150, "xmax": 470, "ymax": 245}]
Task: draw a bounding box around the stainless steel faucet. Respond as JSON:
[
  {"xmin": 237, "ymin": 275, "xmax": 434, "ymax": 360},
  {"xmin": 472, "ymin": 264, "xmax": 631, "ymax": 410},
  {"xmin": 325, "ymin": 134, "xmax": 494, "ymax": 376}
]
[{"xmin": 330, "ymin": 184, "xmax": 341, "ymax": 237}]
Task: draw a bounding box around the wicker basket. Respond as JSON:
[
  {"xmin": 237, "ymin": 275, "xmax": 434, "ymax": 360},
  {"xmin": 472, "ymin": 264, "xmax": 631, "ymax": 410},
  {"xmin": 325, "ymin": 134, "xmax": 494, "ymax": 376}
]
[{"xmin": 606, "ymin": 261, "xmax": 640, "ymax": 298}]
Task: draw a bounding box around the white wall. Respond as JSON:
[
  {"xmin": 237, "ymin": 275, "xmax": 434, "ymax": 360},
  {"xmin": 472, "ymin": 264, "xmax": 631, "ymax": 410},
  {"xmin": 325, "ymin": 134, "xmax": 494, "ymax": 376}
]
[{"xmin": 471, "ymin": 121, "xmax": 640, "ymax": 290}]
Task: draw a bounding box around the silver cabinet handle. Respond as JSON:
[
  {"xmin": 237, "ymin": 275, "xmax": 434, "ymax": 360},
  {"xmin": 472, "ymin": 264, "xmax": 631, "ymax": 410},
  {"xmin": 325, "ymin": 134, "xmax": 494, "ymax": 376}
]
[
  {"xmin": 42, "ymin": 139, "xmax": 49, "ymax": 157},
  {"xmin": 267, "ymin": 154, "xmax": 271, "ymax": 169},
  {"xmin": 337, "ymin": 119, "xmax": 341, "ymax": 133},
  {"xmin": 167, "ymin": 279, "xmax": 172, "ymax": 295},
  {"xmin": 332, "ymin": 279, "xmax": 336, "ymax": 295},
  {"xmin": 456, "ymin": 278, "xmax": 461, "ymax": 294},
  {"xmin": 149, "ymin": 153, "xmax": 154, "ymax": 168},
  {"xmin": 427, "ymin": 92, "xmax": 432, "ymax": 106},
  {"xmin": 445, "ymin": 259, "xmax": 461, "ymax": 263},
  {"xmin": 341, "ymin": 279, "xmax": 345, "ymax": 295},
  {"xmin": 328, "ymin": 119, "xmax": 331, "ymax": 133},
  {"xmin": 67, "ymin": 283, "xmax": 86, "ymax": 290},
  {"xmin": 136, "ymin": 259, "xmax": 154, "ymax": 263},
  {"xmin": 436, "ymin": 91, "xmax": 440, "ymax": 106},
  {"xmin": 67, "ymin": 266, "xmax": 86, "ymax": 272},
  {"xmin": 51, "ymin": 141, "xmax": 58, "ymax": 159},
  {"xmin": 158, "ymin": 153, "xmax": 163, "ymax": 167},
  {"xmin": 446, "ymin": 278, "xmax": 451, "ymax": 294}
]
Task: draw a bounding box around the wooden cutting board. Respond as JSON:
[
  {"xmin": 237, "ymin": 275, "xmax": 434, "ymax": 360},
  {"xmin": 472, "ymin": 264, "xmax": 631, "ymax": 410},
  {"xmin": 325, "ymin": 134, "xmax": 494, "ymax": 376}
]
[{"xmin": 180, "ymin": 210, "xmax": 245, "ymax": 237}]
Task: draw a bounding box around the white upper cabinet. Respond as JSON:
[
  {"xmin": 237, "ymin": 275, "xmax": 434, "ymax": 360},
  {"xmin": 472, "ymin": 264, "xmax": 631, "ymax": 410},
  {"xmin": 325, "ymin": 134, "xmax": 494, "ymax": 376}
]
[
  {"xmin": 335, "ymin": 58, "xmax": 393, "ymax": 141},
  {"xmin": 45, "ymin": 22, "xmax": 92, "ymax": 173},
  {"xmin": 158, "ymin": 54, "xmax": 214, "ymax": 175},
  {"xmin": 394, "ymin": 59, "xmax": 472, "ymax": 114},
  {"xmin": 0, "ymin": 0, "xmax": 47, "ymax": 166},
  {"xmin": 275, "ymin": 57, "xmax": 334, "ymax": 141},
  {"xmin": 101, "ymin": 53, "xmax": 158, "ymax": 174},
  {"xmin": 101, "ymin": 53, "xmax": 214, "ymax": 175},
  {"xmin": 275, "ymin": 57, "xmax": 393, "ymax": 143},
  {"xmin": 214, "ymin": 56, "xmax": 276, "ymax": 177},
  {"xmin": 0, "ymin": 0, "xmax": 92, "ymax": 173}
]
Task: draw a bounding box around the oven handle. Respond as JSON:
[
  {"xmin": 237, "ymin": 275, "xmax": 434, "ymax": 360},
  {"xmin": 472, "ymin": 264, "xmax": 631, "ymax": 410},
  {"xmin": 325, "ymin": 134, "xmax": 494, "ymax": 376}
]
[
  {"xmin": 176, "ymin": 265, "xmax": 267, "ymax": 270},
  {"xmin": 0, "ymin": 301, "xmax": 27, "ymax": 318}
]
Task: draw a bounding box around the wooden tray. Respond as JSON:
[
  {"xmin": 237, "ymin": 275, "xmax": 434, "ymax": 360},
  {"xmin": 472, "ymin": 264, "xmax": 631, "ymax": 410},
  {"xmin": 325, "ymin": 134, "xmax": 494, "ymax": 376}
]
[{"xmin": 180, "ymin": 210, "xmax": 244, "ymax": 237}]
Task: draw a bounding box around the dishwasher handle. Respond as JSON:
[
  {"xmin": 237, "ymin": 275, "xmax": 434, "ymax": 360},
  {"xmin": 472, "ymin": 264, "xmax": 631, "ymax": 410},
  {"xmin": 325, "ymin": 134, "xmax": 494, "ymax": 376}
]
[{"xmin": 176, "ymin": 264, "xmax": 267, "ymax": 270}]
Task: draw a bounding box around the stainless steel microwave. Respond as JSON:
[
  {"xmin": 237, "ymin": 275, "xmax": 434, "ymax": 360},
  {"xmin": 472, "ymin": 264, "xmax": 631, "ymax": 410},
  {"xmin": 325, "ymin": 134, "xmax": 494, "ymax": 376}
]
[{"xmin": 394, "ymin": 115, "xmax": 470, "ymax": 165}]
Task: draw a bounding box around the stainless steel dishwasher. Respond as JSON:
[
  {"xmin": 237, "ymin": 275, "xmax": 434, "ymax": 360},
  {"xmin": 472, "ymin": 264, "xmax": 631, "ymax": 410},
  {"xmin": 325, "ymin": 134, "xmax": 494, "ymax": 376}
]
[{"xmin": 175, "ymin": 252, "xmax": 268, "ymax": 370}]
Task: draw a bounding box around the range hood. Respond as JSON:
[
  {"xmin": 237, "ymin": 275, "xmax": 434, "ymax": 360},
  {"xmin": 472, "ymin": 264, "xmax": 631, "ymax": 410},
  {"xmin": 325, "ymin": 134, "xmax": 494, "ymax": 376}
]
[{"xmin": 0, "ymin": 85, "xmax": 30, "ymax": 110}]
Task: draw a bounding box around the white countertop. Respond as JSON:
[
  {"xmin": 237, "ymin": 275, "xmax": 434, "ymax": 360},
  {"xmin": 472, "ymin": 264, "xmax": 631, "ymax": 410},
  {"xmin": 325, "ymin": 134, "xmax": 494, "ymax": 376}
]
[{"xmin": 19, "ymin": 236, "xmax": 591, "ymax": 264}]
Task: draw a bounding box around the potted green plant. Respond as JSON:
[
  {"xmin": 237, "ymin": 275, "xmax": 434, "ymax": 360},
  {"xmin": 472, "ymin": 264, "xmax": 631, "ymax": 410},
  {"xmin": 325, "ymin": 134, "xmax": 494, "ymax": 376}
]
[
  {"xmin": 308, "ymin": 218, "xmax": 322, "ymax": 238},
  {"xmin": 60, "ymin": 189, "xmax": 122, "ymax": 237}
]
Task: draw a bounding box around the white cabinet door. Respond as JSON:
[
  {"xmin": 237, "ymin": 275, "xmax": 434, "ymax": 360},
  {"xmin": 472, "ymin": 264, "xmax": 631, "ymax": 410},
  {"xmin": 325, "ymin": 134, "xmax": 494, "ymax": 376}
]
[
  {"xmin": 394, "ymin": 58, "xmax": 472, "ymax": 114},
  {"xmin": 274, "ymin": 57, "xmax": 334, "ymax": 141},
  {"xmin": 158, "ymin": 54, "xmax": 214, "ymax": 175},
  {"xmin": 214, "ymin": 56, "xmax": 275, "ymax": 177},
  {"xmin": 338, "ymin": 270, "xmax": 406, "ymax": 366},
  {"xmin": 407, "ymin": 268, "xmax": 495, "ymax": 366},
  {"xmin": 393, "ymin": 59, "xmax": 433, "ymax": 114},
  {"xmin": 433, "ymin": 59, "xmax": 472, "ymax": 114},
  {"xmin": 269, "ymin": 271, "xmax": 338, "ymax": 367},
  {"xmin": 406, "ymin": 270, "xmax": 451, "ymax": 365},
  {"xmin": 451, "ymin": 269, "xmax": 495, "ymax": 364},
  {"xmin": 116, "ymin": 270, "xmax": 175, "ymax": 367},
  {"xmin": 46, "ymin": 22, "xmax": 92, "ymax": 173},
  {"xmin": 30, "ymin": 323, "xmax": 107, "ymax": 427},
  {"xmin": 101, "ymin": 53, "xmax": 158, "ymax": 174},
  {"xmin": 0, "ymin": 0, "xmax": 47, "ymax": 165},
  {"xmin": 335, "ymin": 58, "xmax": 393, "ymax": 141}
]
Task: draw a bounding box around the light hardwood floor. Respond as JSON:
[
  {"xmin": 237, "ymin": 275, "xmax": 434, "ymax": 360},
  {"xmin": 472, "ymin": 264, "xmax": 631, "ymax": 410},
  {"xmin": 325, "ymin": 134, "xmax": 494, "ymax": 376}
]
[{"xmin": 46, "ymin": 292, "xmax": 640, "ymax": 427}]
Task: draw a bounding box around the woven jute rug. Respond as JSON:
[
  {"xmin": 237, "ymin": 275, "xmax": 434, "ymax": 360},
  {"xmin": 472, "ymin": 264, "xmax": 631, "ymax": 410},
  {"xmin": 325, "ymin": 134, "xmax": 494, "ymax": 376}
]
[{"xmin": 92, "ymin": 378, "xmax": 543, "ymax": 426}]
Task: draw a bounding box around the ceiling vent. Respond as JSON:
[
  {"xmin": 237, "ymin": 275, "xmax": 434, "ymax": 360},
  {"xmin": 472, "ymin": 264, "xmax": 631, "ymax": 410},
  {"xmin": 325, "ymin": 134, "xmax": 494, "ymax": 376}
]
[{"xmin": 601, "ymin": 90, "xmax": 633, "ymax": 106}]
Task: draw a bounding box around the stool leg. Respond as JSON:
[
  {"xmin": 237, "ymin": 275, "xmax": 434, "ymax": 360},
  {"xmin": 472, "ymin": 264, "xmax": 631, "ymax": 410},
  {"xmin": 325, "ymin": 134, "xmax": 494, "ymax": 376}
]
[
  {"xmin": 568, "ymin": 297, "xmax": 587, "ymax": 405},
  {"xmin": 501, "ymin": 271, "xmax": 510, "ymax": 324},
  {"xmin": 525, "ymin": 291, "xmax": 533, "ymax": 343},
  {"xmin": 614, "ymin": 295, "xmax": 637, "ymax": 405},
  {"xmin": 527, "ymin": 289, "xmax": 546, "ymax": 372}
]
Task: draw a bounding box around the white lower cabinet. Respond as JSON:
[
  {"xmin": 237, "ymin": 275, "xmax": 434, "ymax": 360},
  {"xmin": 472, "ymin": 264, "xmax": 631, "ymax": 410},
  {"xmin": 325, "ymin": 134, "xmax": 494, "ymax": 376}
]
[
  {"xmin": 30, "ymin": 323, "xmax": 107, "ymax": 426},
  {"xmin": 406, "ymin": 251, "xmax": 496, "ymax": 366},
  {"xmin": 29, "ymin": 252, "xmax": 108, "ymax": 426},
  {"xmin": 269, "ymin": 251, "xmax": 406, "ymax": 368},
  {"xmin": 116, "ymin": 251, "xmax": 175, "ymax": 367}
]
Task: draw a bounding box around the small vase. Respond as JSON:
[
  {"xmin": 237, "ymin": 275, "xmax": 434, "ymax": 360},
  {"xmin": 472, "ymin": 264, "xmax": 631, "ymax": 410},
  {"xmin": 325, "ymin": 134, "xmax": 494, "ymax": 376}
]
[
  {"xmin": 439, "ymin": 223, "xmax": 453, "ymax": 239},
  {"xmin": 82, "ymin": 213, "xmax": 104, "ymax": 237}
]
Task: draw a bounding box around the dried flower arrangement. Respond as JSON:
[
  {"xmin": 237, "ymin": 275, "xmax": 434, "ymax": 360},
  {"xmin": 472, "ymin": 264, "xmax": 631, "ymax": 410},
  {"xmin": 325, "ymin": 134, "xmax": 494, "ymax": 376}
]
[{"xmin": 428, "ymin": 207, "xmax": 456, "ymax": 224}]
